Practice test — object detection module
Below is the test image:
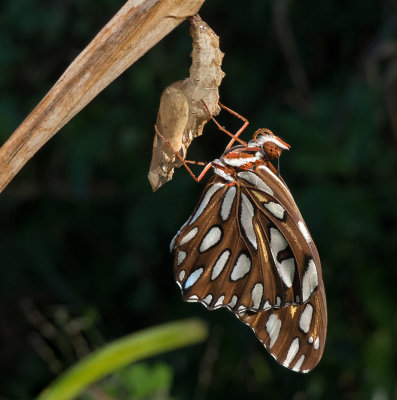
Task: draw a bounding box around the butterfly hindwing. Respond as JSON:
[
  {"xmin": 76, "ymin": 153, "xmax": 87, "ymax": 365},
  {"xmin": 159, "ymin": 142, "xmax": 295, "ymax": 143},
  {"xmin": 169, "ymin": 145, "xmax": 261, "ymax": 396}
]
[{"xmin": 237, "ymin": 278, "xmax": 327, "ymax": 373}]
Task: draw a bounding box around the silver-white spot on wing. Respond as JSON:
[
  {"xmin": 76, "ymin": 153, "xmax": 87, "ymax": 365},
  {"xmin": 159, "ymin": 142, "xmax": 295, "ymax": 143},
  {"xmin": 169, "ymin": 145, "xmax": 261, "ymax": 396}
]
[
  {"xmin": 178, "ymin": 270, "xmax": 185, "ymax": 281},
  {"xmin": 214, "ymin": 295, "xmax": 225, "ymax": 307},
  {"xmin": 229, "ymin": 295, "xmax": 238, "ymax": 308},
  {"xmin": 283, "ymin": 338, "xmax": 300, "ymax": 368},
  {"xmin": 276, "ymin": 296, "xmax": 281, "ymax": 307},
  {"xmin": 188, "ymin": 295, "xmax": 199, "ymax": 301},
  {"xmin": 184, "ymin": 268, "xmax": 204, "ymax": 289},
  {"xmin": 180, "ymin": 227, "xmax": 199, "ymax": 246},
  {"xmin": 202, "ymin": 294, "xmax": 213, "ymax": 306},
  {"xmin": 237, "ymin": 305, "xmax": 246, "ymax": 314},
  {"xmin": 190, "ymin": 183, "xmax": 224, "ymax": 224},
  {"xmin": 279, "ymin": 258, "xmax": 295, "ymax": 284},
  {"xmin": 269, "ymin": 228, "xmax": 295, "ymax": 288},
  {"xmin": 211, "ymin": 250, "xmax": 230, "ymax": 280},
  {"xmin": 237, "ymin": 171, "xmax": 273, "ymax": 195},
  {"xmin": 266, "ymin": 314, "xmax": 282, "ymax": 348},
  {"xmin": 257, "ymin": 166, "xmax": 289, "ymax": 194},
  {"xmin": 292, "ymin": 355, "xmax": 305, "ymax": 372},
  {"xmin": 230, "ymin": 253, "xmax": 252, "ymax": 281},
  {"xmin": 177, "ymin": 251, "xmax": 186, "ymax": 265},
  {"xmin": 314, "ymin": 337, "xmax": 320, "ymax": 350},
  {"xmin": 270, "ymin": 226, "xmax": 288, "ymax": 253},
  {"xmin": 302, "ymin": 259, "xmax": 319, "ymax": 302},
  {"xmin": 298, "ymin": 221, "xmax": 312, "ymax": 244},
  {"xmin": 264, "ymin": 202, "xmax": 285, "ymax": 219},
  {"xmin": 299, "ymin": 304, "xmax": 313, "ymax": 333},
  {"xmin": 251, "ymin": 283, "xmax": 263, "ymax": 309},
  {"xmin": 240, "ymin": 193, "xmax": 257, "ymax": 249},
  {"xmin": 199, "ymin": 226, "xmax": 222, "ymax": 252},
  {"xmin": 263, "ymin": 300, "xmax": 271, "ymax": 310},
  {"xmin": 221, "ymin": 186, "xmax": 236, "ymax": 221},
  {"xmin": 170, "ymin": 219, "xmax": 188, "ymax": 251},
  {"xmin": 308, "ymin": 336, "xmax": 314, "ymax": 344}
]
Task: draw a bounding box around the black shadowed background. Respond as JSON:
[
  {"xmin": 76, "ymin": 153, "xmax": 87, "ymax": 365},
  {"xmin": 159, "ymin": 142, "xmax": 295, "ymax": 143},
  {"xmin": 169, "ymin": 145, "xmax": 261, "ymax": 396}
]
[{"xmin": 0, "ymin": 0, "xmax": 396, "ymax": 399}]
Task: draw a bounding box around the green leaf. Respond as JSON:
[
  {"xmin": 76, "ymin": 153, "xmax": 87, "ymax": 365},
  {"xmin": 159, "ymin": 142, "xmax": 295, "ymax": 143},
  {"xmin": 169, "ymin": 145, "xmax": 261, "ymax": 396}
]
[{"xmin": 37, "ymin": 319, "xmax": 207, "ymax": 400}]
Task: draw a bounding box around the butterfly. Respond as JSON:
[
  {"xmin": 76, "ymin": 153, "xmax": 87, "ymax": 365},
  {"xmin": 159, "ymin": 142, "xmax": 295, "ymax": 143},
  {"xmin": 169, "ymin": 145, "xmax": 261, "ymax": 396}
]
[{"xmin": 158, "ymin": 103, "xmax": 327, "ymax": 373}]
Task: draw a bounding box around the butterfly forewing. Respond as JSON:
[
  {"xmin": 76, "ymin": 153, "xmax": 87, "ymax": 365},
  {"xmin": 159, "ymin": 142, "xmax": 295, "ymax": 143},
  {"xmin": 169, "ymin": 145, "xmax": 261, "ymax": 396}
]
[
  {"xmin": 172, "ymin": 169, "xmax": 322, "ymax": 313},
  {"xmin": 241, "ymin": 167, "xmax": 324, "ymax": 303},
  {"xmin": 173, "ymin": 177, "xmax": 279, "ymax": 312}
]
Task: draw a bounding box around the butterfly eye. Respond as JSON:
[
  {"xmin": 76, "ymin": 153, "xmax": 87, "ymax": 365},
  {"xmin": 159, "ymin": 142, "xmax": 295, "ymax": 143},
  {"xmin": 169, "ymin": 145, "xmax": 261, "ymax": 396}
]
[{"xmin": 263, "ymin": 141, "xmax": 282, "ymax": 159}]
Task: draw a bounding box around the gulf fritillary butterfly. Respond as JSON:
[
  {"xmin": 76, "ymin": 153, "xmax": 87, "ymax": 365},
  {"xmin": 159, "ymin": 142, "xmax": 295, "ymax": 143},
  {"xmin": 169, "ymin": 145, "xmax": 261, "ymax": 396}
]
[{"xmin": 156, "ymin": 103, "xmax": 327, "ymax": 373}]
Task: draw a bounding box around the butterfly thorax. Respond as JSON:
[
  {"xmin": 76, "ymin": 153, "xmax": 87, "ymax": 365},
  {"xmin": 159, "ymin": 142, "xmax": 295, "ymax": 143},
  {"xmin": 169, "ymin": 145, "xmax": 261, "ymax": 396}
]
[
  {"xmin": 211, "ymin": 149, "xmax": 266, "ymax": 182},
  {"xmin": 211, "ymin": 129, "xmax": 290, "ymax": 182}
]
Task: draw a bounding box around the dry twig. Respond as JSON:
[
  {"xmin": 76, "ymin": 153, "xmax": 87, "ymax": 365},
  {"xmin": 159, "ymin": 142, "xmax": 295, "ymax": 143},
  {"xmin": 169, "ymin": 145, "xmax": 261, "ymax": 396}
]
[{"xmin": 0, "ymin": 0, "xmax": 205, "ymax": 193}]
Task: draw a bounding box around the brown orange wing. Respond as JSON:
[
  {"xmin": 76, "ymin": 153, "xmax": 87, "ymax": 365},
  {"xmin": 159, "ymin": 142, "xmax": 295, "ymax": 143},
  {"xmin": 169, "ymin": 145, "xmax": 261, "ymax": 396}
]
[{"xmin": 170, "ymin": 166, "xmax": 326, "ymax": 372}]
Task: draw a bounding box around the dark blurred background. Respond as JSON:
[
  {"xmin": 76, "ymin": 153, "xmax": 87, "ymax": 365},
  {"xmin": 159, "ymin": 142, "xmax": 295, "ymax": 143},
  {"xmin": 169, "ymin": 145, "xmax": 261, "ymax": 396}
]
[{"xmin": 1, "ymin": 0, "xmax": 397, "ymax": 399}]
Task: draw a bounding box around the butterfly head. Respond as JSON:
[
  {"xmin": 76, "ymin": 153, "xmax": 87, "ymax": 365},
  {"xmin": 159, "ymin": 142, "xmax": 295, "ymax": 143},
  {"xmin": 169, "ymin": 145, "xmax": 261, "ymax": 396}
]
[{"xmin": 253, "ymin": 128, "xmax": 291, "ymax": 160}]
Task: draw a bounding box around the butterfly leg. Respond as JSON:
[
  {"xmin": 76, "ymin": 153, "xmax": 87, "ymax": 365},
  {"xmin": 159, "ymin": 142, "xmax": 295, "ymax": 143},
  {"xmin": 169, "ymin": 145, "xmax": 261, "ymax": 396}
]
[
  {"xmin": 154, "ymin": 125, "xmax": 213, "ymax": 183},
  {"xmin": 201, "ymin": 101, "xmax": 249, "ymax": 149},
  {"xmin": 218, "ymin": 102, "xmax": 251, "ymax": 149}
]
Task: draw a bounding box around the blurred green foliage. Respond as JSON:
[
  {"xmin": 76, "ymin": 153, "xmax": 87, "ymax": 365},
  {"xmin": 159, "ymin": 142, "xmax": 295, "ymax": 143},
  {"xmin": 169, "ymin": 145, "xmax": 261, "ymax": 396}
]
[
  {"xmin": 37, "ymin": 318, "xmax": 205, "ymax": 400},
  {"xmin": 1, "ymin": 0, "xmax": 397, "ymax": 399},
  {"xmin": 95, "ymin": 362, "xmax": 173, "ymax": 400}
]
